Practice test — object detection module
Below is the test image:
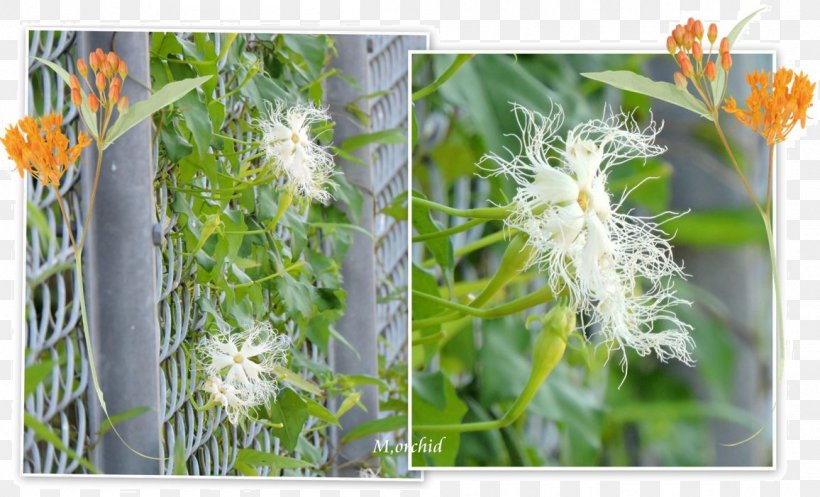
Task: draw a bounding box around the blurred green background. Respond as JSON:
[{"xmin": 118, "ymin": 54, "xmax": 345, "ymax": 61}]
[{"xmin": 410, "ymin": 53, "xmax": 773, "ymax": 467}]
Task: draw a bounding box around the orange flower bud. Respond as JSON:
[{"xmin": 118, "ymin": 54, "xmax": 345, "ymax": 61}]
[
  {"xmin": 117, "ymin": 95, "xmax": 129, "ymax": 114},
  {"xmin": 719, "ymin": 37, "xmax": 730, "ymax": 55},
  {"xmin": 71, "ymin": 88, "xmax": 82, "ymax": 107},
  {"xmin": 106, "ymin": 52, "xmax": 119, "ymax": 73},
  {"xmin": 118, "ymin": 60, "xmax": 128, "ymax": 80},
  {"xmin": 705, "ymin": 60, "xmax": 717, "ymax": 81},
  {"xmin": 675, "ymin": 50, "xmax": 687, "ymax": 67},
  {"xmin": 89, "ymin": 52, "xmax": 99, "ymax": 72},
  {"xmin": 680, "ymin": 57, "xmax": 694, "ymax": 78},
  {"xmin": 708, "ymin": 23, "xmax": 718, "ymax": 44},
  {"xmin": 88, "ymin": 93, "xmax": 99, "ymax": 112},
  {"xmin": 69, "ymin": 74, "xmax": 80, "ymax": 90},
  {"xmin": 108, "ymin": 77, "xmax": 121, "ymax": 103},
  {"xmin": 693, "ymin": 20, "xmax": 704, "ymax": 40},
  {"xmin": 666, "ymin": 36, "xmax": 677, "ymax": 54},
  {"xmin": 686, "ymin": 17, "xmax": 695, "ymax": 32},
  {"xmin": 95, "ymin": 48, "xmax": 105, "ymax": 60},
  {"xmin": 101, "ymin": 60, "xmax": 113, "ymax": 79},
  {"xmin": 721, "ymin": 52, "xmax": 732, "ymax": 71},
  {"xmin": 692, "ymin": 41, "xmax": 703, "ymax": 63},
  {"xmin": 77, "ymin": 58, "xmax": 87, "ymax": 78},
  {"xmin": 673, "ymin": 24, "xmax": 685, "ymax": 46},
  {"xmin": 674, "ymin": 71, "xmax": 688, "ymax": 89},
  {"xmin": 95, "ymin": 71, "xmax": 106, "ymax": 92},
  {"xmin": 683, "ymin": 32, "xmax": 693, "ymax": 51}
]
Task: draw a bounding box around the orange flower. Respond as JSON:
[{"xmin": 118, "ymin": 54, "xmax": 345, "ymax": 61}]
[
  {"xmin": 0, "ymin": 113, "xmax": 92, "ymax": 186},
  {"xmin": 723, "ymin": 68, "xmax": 816, "ymax": 144}
]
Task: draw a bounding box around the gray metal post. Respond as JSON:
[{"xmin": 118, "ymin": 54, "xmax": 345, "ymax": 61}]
[
  {"xmin": 79, "ymin": 32, "xmax": 162, "ymax": 474},
  {"xmin": 327, "ymin": 35, "xmax": 379, "ymax": 476}
]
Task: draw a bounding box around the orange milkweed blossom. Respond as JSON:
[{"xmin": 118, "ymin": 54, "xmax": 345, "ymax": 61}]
[
  {"xmin": 723, "ymin": 68, "xmax": 816, "ymax": 145},
  {"xmin": 0, "ymin": 113, "xmax": 92, "ymax": 186}
]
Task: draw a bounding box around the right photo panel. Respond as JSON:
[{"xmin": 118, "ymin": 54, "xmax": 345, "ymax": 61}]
[{"xmin": 410, "ymin": 51, "xmax": 774, "ymax": 468}]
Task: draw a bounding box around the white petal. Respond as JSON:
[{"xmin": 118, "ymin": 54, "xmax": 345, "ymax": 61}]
[
  {"xmin": 239, "ymin": 339, "xmax": 267, "ymax": 359},
  {"xmin": 211, "ymin": 353, "xmax": 234, "ymax": 371},
  {"xmin": 578, "ymin": 213, "xmax": 614, "ymax": 295},
  {"xmin": 588, "ymin": 179, "xmax": 611, "ymax": 221},
  {"xmin": 241, "ymin": 359, "xmax": 264, "ymax": 382},
  {"xmin": 545, "ymin": 202, "xmax": 585, "ymax": 248},
  {"xmin": 566, "ymin": 138, "xmax": 603, "ymax": 189},
  {"xmin": 225, "ymin": 364, "xmax": 249, "ymax": 386},
  {"xmin": 268, "ymin": 124, "xmax": 291, "ymax": 142},
  {"xmin": 531, "ymin": 167, "xmax": 579, "ymax": 204}
]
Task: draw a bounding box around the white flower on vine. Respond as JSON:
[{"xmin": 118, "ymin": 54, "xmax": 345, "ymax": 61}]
[
  {"xmin": 482, "ymin": 102, "xmax": 694, "ymax": 370},
  {"xmin": 258, "ymin": 100, "xmax": 335, "ymax": 203},
  {"xmin": 201, "ymin": 375, "xmax": 252, "ymax": 425},
  {"xmin": 198, "ymin": 321, "xmax": 290, "ymax": 411}
]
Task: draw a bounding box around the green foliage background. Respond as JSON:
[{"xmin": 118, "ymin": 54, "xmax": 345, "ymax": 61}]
[{"xmin": 411, "ymin": 53, "xmax": 773, "ymax": 467}]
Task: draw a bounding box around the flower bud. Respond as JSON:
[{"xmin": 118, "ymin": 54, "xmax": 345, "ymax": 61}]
[
  {"xmin": 705, "ymin": 60, "xmax": 717, "ymax": 81},
  {"xmin": 721, "ymin": 52, "xmax": 732, "ymax": 71},
  {"xmin": 666, "ymin": 36, "xmax": 676, "ymax": 54},
  {"xmin": 95, "ymin": 71, "xmax": 106, "ymax": 92},
  {"xmin": 69, "ymin": 74, "xmax": 80, "ymax": 90},
  {"xmin": 673, "ymin": 24, "xmax": 685, "ymax": 46},
  {"xmin": 101, "ymin": 60, "xmax": 113, "ymax": 79},
  {"xmin": 693, "ymin": 20, "xmax": 704, "ymax": 40},
  {"xmin": 719, "ymin": 37, "xmax": 730, "ymax": 55},
  {"xmin": 686, "ymin": 17, "xmax": 695, "ymax": 32},
  {"xmin": 106, "ymin": 52, "xmax": 119, "ymax": 73},
  {"xmin": 89, "ymin": 52, "xmax": 99, "ymax": 72},
  {"xmin": 117, "ymin": 95, "xmax": 129, "ymax": 114},
  {"xmin": 88, "ymin": 93, "xmax": 99, "ymax": 112},
  {"xmin": 77, "ymin": 58, "xmax": 87, "ymax": 78},
  {"xmin": 674, "ymin": 71, "xmax": 688, "ymax": 89},
  {"xmin": 680, "ymin": 56, "xmax": 694, "ymax": 78},
  {"xmin": 108, "ymin": 77, "xmax": 121, "ymax": 104},
  {"xmin": 683, "ymin": 31, "xmax": 693, "ymax": 51},
  {"xmin": 692, "ymin": 41, "xmax": 703, "ymax": 63},
  {"xmin": 118, "ymin": 60, "xmax": 128, "ymax": 80},
  {"xmin": 708, "ymin": 23, "xmax": 718, "ymax": 44},
  {"xmin": 71, "ymin": 88, "xmax": 82, "ymax": 107},
  {"xmin": 95, "ymin": 48, "xmax": 105, "ymax": 61},
  {"xmin": 675, "ymin": 50, "xmax": 687, "ymax": 67},
  {"xmin": 531, "ymin": 304, "xmax": 575, "ymax": 381}
]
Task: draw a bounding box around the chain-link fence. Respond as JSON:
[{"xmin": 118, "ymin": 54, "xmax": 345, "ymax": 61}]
[{"xmin": 23, "ymin": 30, "xmax": 421, "ymax": 476}]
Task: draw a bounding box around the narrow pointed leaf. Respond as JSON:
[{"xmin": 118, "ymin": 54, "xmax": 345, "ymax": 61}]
[
  {"xmin": 711, "ymin": 7, "xmax": 766, "ymax": 105},
  {"xmin": 581, "ymin": 70, "xmax": 713, "ymax": 120}
]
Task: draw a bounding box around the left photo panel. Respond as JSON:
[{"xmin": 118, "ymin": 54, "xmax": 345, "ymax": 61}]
[{"xmin": 15, "ymin": 30, "xmax": 424, "ymax": 477}]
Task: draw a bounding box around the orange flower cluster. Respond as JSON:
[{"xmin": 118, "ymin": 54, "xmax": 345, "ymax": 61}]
[
  {"xmin": 1, "ymin": 113, "xmax": 92, "ymax": 186},
  {"xmin": 723, "ymin": 68, "xmax": 816, "ymax": 144},
  {"xmin": 71, "ymin": 48, "xmax": 129, "ymax": 117},
  {"xmin": 667, "ymin": 18, "xmax": 731, "ymax": 90}
]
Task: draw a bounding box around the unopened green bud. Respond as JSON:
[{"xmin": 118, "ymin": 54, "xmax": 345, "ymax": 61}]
[{"xmin": 532, "ymin": 304, "xmax": 575, "ymax": 379}]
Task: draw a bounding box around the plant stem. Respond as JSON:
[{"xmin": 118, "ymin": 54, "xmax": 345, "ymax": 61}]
[
  {"xmin": 412, "ymin": 218, "xmax": 487, "ymax": 242},
  {"xmin": 713, "ymin": 116, "xmax": 766, "ymax": 218},
  {"xmin": 412, "ymin": 196, "xmax": 512, "ymax": 220},
  {"xmin": 54, "ymin": 189, "xmax": 77, "ymax": 248},
  {"xmin": 421, "ymin": 230, "xmax": 513, "ymax": 269},
  {"xmin": 765, "ymin": 145, "xmax": 774, "ymax": 219},
  {"xmin": 77, "ymin": 143, "xmax": 104, "ymax": 252},
  {"xmin": 233, "ymin": 259, "xmax": 304, "ymax": 289}
]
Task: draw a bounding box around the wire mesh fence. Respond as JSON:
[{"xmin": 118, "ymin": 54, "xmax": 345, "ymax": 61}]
[{"xmin": 23, "ymin": 30, "xmax": 418, "ymax": 476}]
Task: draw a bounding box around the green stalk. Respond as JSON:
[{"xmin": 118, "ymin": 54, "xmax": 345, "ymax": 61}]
[
  {"xmin": 412, "ymin": 218, "xmax": 487, "ymax": 242},
  {"xmin": 414, "ymin": 305, "xmax": 574, "ymax": 433},
  {"xmin": 412, "ymin": 196, "xmax": 512, "ymax": 220}
]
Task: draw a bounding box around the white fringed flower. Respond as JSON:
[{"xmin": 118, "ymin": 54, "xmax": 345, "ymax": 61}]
[
  {"xmin": 482, "ymin": 102, "xmax": 694, "ymax": 370},
  {"xmin": 258, "ymin": 100, "xmax": 335, "ymax": 203},
  {"xmin": 201, "ymin": 375, "xmax": 252, "ymax": 425},
  {"xmin": 198, "ymin": 322, "xmax": 290, "ymax": 423}
]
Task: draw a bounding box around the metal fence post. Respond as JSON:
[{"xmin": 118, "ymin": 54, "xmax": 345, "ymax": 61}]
[
  {"xmin": 79, "ymin": 31, "xmax": 162, "ymax": 474},
  {"xmin": 327, "ymin": 35, "xmax": 380, "ymax": 476}
]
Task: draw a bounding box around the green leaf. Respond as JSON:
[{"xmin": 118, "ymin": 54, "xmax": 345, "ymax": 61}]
[
  {"xmin": 25, "ymin": 360, "xmax": 57, "ymax": 397},
  {"xmin": 270, "ymin": 365, "xmax": 323, "ymax": 396},
  {"xmin": 412, "ymin": 371, "xmax": 468, "ymax": 467},
  {"xmin": 341, "ymin": 415, "xmax": 408, "ymax": 443},
  {"xmin": 103, "ymin": 75, "xmax": 212, "ymax": 148},
  {"xmin": 411, "ymin": 192, "xmax": 453, "ymax": 271},
  {"xmin": 235, "ymin": 449, "xmax": 313, "ymax": 471},
  {"xmin": 413, "ymin": 54, "xmax": 474, "ymax": 101},
  {"xmin": 663, "ymin": 208, "xmax": 766, "ymax": 247},
  {"xmin": 177, "ymin": 91, "xmax": 213, "ymax": 156},
  {"xmin": 24, "ymin": 412, "xmax": 101, "ymax": 474},
  {"xmin": 340, "ymin": 127, "xmax": 406, "ymax": 152},
  {"xmin": 581, "ymin": 70, "xmax": 712, "ymax": 120},
  {"xmin": 711, "ymin": 7, "xmax": 766, "ymax": 105},
  {"xmin": 306, "ymin": 399, "xmax": 340, "ymax": 427},
  {"xmin": 266, "ymin": 388, "xmax": 308, "ymax": 452},
  {"xmin": 97, "ymin": 406, "xmax": 150, "ymax": 440}
]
